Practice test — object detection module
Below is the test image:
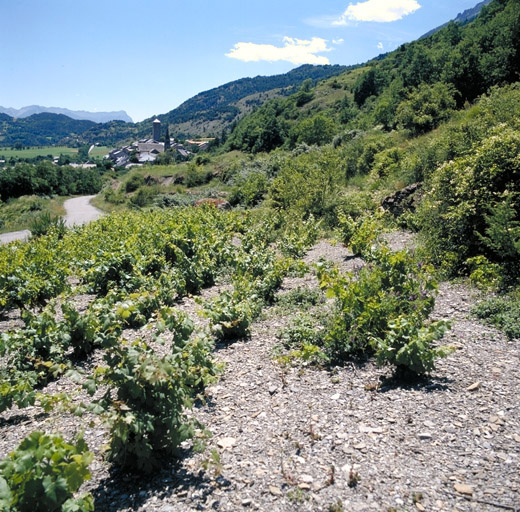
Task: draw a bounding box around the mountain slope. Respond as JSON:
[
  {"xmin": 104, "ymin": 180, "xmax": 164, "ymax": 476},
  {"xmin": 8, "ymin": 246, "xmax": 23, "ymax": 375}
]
[
  {"xmin": 225, "ymin": 0, "xmax": 520, "ymax": 153},
  {"xmin": 141, "ymin": 64, "xmax": 350, "ymax": 138},
  {"xmin": 421, "ymin": 0, "xmax": 493, "ymax": 38},
  {"xmin": 0, "ymin": 113, "xmax": 97, "ymax": 147},
  {"xmin": 0, "ymin": 65, "xmax": 349, "ymax": 147}
]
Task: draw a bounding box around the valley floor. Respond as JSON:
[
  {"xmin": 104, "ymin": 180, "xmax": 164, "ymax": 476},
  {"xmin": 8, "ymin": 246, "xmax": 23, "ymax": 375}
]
[{"xmin": 0, "ymin": 235, "xmax": 518, "ymax": 512}]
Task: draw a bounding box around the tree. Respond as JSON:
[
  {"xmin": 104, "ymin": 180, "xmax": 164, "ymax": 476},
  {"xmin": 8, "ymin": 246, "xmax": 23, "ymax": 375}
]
[
  {"xmin": 396, "ymin": 82, "xmax": 457, "ymax": 135},
  {"xmin": 293, "ymin": 114, "xmax": 337, "ymax": 146}
]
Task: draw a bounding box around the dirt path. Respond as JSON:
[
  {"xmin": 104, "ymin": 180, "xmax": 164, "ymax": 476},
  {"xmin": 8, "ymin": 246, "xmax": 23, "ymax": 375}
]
[{"xmin": 63, "ymin": 195, "xmax": 103, "ymax": 227}]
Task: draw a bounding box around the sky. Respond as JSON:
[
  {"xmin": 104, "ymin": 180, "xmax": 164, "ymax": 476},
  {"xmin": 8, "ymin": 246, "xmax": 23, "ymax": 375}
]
[{"xmin": 0, "ymin": 0, "xmax": 485, "ymax": 122}]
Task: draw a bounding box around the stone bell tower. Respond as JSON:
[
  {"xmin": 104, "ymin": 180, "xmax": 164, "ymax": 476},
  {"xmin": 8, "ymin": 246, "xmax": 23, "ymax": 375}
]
[{"xmin": 152, "ymin": 118, "xmax": 161, "ymax": 142}]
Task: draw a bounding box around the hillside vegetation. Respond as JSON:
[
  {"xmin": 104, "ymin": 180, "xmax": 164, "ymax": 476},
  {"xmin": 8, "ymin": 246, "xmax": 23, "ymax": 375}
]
[{"xmin": 1, "ymin": 1, "xmax": 519, "ymax": 509}]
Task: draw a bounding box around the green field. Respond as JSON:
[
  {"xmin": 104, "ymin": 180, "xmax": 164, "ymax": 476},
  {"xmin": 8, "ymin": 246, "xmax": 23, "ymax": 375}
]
[
  {"xmin": 0, "ymin": 146, "xmax": 78, "ymax": 159},
  {"xmin": 88, "ymin": 145, "xmax": 112, "ymax": 158}
]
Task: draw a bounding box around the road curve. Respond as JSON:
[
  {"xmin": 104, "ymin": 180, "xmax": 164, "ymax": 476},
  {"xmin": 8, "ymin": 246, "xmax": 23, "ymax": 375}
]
[
  {"xmin": 0, "ymin": 230, "xmax": 31, "ymax": 244},
  {"xmin": 63, "ymin": 195, "xmax": 103, "ymax": 227},
  {"xmin": 0, "ymin": 195, "xmax": 103, "ymax": 244}
]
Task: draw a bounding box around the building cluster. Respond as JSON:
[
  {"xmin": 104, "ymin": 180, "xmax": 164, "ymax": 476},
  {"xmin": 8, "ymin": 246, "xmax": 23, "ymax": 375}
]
[{"xmin": 107, "ymin": 118, "xmax": 212, "ymax": 168}]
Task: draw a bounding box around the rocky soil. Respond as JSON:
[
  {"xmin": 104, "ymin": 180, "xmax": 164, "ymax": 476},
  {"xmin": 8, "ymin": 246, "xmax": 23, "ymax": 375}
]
[{"xmin": 0, "ymin": 235, "xmax": 518, "ymax": 512}]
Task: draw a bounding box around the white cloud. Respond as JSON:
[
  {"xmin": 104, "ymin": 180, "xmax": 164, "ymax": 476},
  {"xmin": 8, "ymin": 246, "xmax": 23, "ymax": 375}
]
[
  {"xmin": 333, "ymin": 38, "xmax": 345, "ymax": 45},
  {"xmin": 377, "ymin": 42, "xmax": 384, "ymax": 50},
  {"xmin": 334, "ymin": 0, "xmax": 421, "ymax": 24},
  {"xmin": 225, "ymin": 37, "xmax": 332, "ymax": 65}
]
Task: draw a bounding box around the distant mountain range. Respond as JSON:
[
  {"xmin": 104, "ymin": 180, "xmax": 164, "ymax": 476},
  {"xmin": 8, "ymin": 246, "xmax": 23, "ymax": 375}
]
[
  {"xmin": 0, "ymin": 105, "xmax": 133, "ymax": 123},
  {"xmin": 421, "ymin": 0, "xmax": 493, "ymax": 38}
]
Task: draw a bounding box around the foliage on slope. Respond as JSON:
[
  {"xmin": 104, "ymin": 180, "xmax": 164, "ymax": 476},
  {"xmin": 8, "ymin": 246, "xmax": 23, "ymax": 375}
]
[{"xmin": 225, "ymin": 0, "xmax": 520, "ymax": 154}]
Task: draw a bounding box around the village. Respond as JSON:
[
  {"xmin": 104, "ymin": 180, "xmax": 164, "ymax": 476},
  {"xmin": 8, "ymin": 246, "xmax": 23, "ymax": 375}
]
[{"xmin": 107, "ymin": 118, "xmax": 213, "ymax": 168}]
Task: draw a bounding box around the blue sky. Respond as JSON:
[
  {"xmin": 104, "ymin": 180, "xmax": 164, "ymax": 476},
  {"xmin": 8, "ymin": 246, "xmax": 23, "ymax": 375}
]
[{"xmin": 0, "ymin": 0, "xmax": 484, "ymax": 122}]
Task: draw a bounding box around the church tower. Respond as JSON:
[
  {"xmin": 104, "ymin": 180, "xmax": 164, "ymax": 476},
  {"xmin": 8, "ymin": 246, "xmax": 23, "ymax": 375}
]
[{"xmin": 152, "ymin": 118, "xmax": 161, "ymax": 142}]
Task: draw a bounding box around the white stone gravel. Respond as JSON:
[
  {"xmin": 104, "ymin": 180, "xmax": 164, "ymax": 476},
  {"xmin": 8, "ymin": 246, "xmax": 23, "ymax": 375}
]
[{"xmin": 0, "ymin": 236, "xmax": 518, "ymax": 512}]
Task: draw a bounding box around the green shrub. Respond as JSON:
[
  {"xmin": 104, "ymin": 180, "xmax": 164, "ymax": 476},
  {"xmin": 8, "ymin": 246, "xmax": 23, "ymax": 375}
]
[
  {"xmin": 465, "ymin": 256, "xmax": 501, "ymax": 290},
  {"xmin": 203, "ymin": 290, "xmax": 259, "ymax": 340},
  {"xmin": 472, "ymin": 294, "xmax": 520, "ymax": 339},
  {"xmin": 125, "ymin": 174, "xmax": 145, "ymax": 192},
  {"xmin": 417, "ymin": 126, "xmax": 520, "ymax": 275},
  {"xmin": 337, "ymin": 210, "xmax": 385, "ymax": 257},
  {"xmin": 129, "ymin": 185, "xmax": 158, "ymax": 207},
  {"xmin": 318, "ymin": 245, "xmax": 450, "ymax": 375},
  {"xmin": 0, "ymin": 432, "xmax": 93, "ymax": 512},
  {"xmin": 30, "ymin": 212, "xmax": 66, "ymax": 238},
  {"xmin": 228, "ymin": 171, "xmax": 268, "ymax": 207},
  {"xmin": 396, "ymin": 82, "xmax": 457, "ymax": 135},
  {"xmin": 91, "ymin": 333, "xmax": 215, "ymax": 473},
  {"xmin": 374, "ymin": 316, "xmax": 451, "ymax": 376}
]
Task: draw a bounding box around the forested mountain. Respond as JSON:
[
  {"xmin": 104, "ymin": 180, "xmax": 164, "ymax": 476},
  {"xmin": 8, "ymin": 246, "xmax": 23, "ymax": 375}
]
[
  {"xmin": 141, "ymin": 64, "xmax": 349, "ymax": 138},
  {"xmin": 226, "ymin": 0, "xmax": 520, "ymax": 153},
  {"xmin": 0, "ymin": 113, "xmax": 97, "ymax": 147}
]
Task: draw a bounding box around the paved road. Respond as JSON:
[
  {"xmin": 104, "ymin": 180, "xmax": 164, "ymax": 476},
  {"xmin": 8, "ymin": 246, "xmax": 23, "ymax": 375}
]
[
  {"xmin": 63, "ymin": 195, "xmax": 103, "ymax": 227},
  {"xmin": 0, "ymin": 195, "xmax": 103, "ymax": 244},
  {"xmin": 0, "ymin": 229, "xmax": 31, "ymax": 244}
]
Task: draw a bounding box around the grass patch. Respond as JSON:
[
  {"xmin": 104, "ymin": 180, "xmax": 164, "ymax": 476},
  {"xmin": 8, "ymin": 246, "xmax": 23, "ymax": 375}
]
[
  {"xmin": 88, "ymin": 146, "xmax": 112, "ymax": 158},
  {"xmin": 472, "ymin": 292, "xmax": 520, "ymax": 339},
  {"xmin": 0, "ymin": 196, "xmax": 67, "ymax": 233},
  {"xmin": 0, "ymin": 146, "xmax": 78, "ymax": 159}
]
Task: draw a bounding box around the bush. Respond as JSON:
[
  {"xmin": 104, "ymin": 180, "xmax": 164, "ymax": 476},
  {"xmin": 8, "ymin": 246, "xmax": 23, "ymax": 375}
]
[
  {"xmin": 396, "ymin": 82, "xmax": 457, "ymax": 135},
  {"xmin": 0, "ymin": 432, "xmax": 93, "ymax": 512},
  {"xmin": 30, "ymin": 212, "xmax": 66, "ymax": 238},
  {"xmin": 203, "ymin": 290, "xmax": 259, "ymax": 340},
  {"xmin": 228, "ymin": 171, "xmax": 268, "ymax": 207},
  {"xmin": 318, "ymin": 245, "xmax": 451, "ymax": 375},
  {"xmin": 125, "ymin": 174, "xmax": 145, "ymax": 192},
  {"xmin": 417, "ymin": 126, "xmax": 520, "ymax": 275},
  {"xmin": 472, "ymin": 294, "xmax": 520, "ymax": 339},
  {"xmin": 92, "ymin": 332, "xmax": 216, "ymax": 473},
  {"xmin": 375, "ymin": 316, "xmax": 451, "ymax": 376}
]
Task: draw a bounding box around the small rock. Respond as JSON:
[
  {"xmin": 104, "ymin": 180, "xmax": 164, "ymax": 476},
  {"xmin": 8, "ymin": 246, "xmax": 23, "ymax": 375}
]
[
  {"xmin": 269, "ymin": 486, "xmax": 283, "ymax": 496},
  {"xmin": 415, "ymin": 503, "xmax": 426, "ymax": 511},
  {"xmin": 454, "ymin": 483, "xmax": 474, "ymax": 496},
  {"xmin": 418, "ymin": 432, "xmax": 432, "ymax": 440},
  {"xmin": 268, "ymin": 385, "xmax": 277, "ymax": 395},
  {"xmin": 466, "ymin": 382, "xmax": 481, "ymax": 391},
  {"xmin": 242, "ymin": 498, "xmax": 252, "ymax": 506},
  {"xmin": 217, "ymin": 437, "xmax": 236, "ymax": 450}
]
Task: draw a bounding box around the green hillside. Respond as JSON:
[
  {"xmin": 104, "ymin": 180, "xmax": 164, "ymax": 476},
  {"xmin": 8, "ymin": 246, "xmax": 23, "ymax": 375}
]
[{"xmin": 143, "ymin": 64, "xmax": 350, "ymax": 138}]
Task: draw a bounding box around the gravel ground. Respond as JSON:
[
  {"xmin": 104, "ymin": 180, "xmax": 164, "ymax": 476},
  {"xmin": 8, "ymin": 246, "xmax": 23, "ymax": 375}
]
[{"xmin": 0, "ymin": 235, "xmax": 518, "ymax": 512}]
